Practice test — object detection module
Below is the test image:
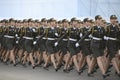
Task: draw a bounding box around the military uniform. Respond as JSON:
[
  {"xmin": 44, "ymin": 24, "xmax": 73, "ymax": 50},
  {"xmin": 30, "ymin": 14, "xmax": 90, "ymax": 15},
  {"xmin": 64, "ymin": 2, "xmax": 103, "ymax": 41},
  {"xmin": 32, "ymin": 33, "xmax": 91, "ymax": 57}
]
[
  {"xmin": 37, "ymin": 18, "xmax": 48, "ymax": 53},
  {"xmin": 0, "ymin": 24, "xmax": 6, "ymax": 49},
  {"xmin": 58, "ymin": 19, "xmax": 69, "ymax": 55},
  {"xmin": 4, "ymin": 18, "xmax": 16, "ymax": 50},
  {"xmin": 106, "ymin": 20, "xmax": 119, "ymax": 59},
  {"xmin": 46, "ymin": 18, "xmax": 59, "ymax": 54},
  {"xmin": 90, "ymin": 25, "xmax": 106, "ymax": 57},
  {"xmin": 4, "ymin": 26, "xmax": 15, "ymax": 50},
  {"xmin": 80, "ymin": 25, "xmax": 91, "ymax": 56},
  {"xmin": 19, "ymin": 26, "xmax": 26, "ymax": 50},
  {"xmin": 118, "ymin": 24, "xmax": 120, "ymax": 49},
  {"xmin": 46, "ymin": 27, "xmax": 59, "ymax": 54},
  {"xmin": 32, "ymin": 26, "xmax": 39, "ymax": 52},
  {"xmin": 37, "ymin": 26, "xmax": 47, "ymax": 53},
  {"xmin": 67, "ymin": 27, "xmax": 79, "ymax": 55},
  {"xmin": 14, "ymin": 26, "xmax": 23, "ymax": 50},
  {"xmin": 23, "ymin": 26, "xmax": 34, "ymax": 53}
]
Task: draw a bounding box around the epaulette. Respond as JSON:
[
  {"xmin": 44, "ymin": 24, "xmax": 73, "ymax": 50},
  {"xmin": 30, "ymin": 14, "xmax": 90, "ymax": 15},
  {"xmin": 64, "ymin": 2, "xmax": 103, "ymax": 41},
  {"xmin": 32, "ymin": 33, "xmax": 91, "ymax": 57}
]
[
  {"xmin": 90, "ymin": 26, "xmax": 95, "ymax": 35},
  {"xmin": 106, "ymin": 25, "xmax": 111, "ymax": 34},
  {"xmin": 0, "ymin": 27, "xmax": 2, "ymax": 32},
  {"xmin": 44, "ymin": 27, "xmax": 48, "ymax": 37}
]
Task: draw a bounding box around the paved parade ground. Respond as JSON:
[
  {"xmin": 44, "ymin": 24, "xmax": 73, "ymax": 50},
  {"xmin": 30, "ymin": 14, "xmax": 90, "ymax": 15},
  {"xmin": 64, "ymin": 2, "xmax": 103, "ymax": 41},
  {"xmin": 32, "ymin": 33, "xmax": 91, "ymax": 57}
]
[{"xmin": 0, "ymin": 62, "xmax": 119, "ymax": 80}]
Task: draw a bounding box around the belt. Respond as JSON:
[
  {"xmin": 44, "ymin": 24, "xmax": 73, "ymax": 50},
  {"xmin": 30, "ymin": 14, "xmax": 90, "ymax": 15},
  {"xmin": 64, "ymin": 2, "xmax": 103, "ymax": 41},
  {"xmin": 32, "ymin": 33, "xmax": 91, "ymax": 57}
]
[
  {"xmin": 42, "ymin": 37, "xmax": 47, "ymax": 39},
  {"xmin": 62, "ymin": 39, "xmax": 68, "ymax": 41},
  {"xmin": 48, "ymin": 38, "xmax": 56, "ymax": 40},
  {"xmin": 36, "ymin": 36, "xmax": 40, "ymax": 38},
  {"xmin": 17, "ymin": 37, "xmax": 20, "ymax": 39},
  {"xmin": 4, "ymin": 35, "xmax": 14, "ymax": 38},
  {"xmin": 108, "ymin": 37, "xmax": 117, "ymax": 40},
  {"xmin": 84, "ymin": 39, "xmax": 91, "ymax": 41},
  {"xmin": 69, "ymin": 38, "xmax": 77, "ymax": 41},
  {"xmin": 92, "ymin": 37, "xmax": 102, "ymax": 40},
  {"xmin": 23, "ymin": 36, "xmax": 33, "ymax": 40}
]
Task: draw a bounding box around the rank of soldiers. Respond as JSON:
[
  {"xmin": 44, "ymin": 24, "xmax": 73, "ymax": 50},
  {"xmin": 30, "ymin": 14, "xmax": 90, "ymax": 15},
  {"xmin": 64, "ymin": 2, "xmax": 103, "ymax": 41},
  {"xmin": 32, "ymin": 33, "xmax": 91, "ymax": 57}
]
[{"xmin": 0, "ymin": 15, "xmax": 120, "ymax": 79}]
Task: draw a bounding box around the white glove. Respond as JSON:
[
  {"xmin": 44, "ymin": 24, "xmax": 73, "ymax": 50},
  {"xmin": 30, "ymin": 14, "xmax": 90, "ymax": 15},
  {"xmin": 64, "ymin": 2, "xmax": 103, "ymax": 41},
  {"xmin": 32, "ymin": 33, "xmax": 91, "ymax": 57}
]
[
  {"xmin": 104, "ymin": 36, "xmax": 108, "ymax": 40},
  {"xmin": 79, "ymin": 33, "xmax": 83, "ymax": 38},
  {"xmin": 75, "ymin": 43, "xmax": 79, "ymax": 47},
  {"xmin": 55, "ymin": 33, "xmax": 59, "ymax": 37},
  {"xmin": 32, "ymin": 28, "xmax": 36, "ymax": 32},
  {"xmin": 15, "ymin": 34, "xmax": 18, "ymax": 37},
  {"xmin": 54, "ymin": 42, "xmax": 58, "ymax": 47},
  {"xmin": 33, "ymin": 41, "xmax": 37, "ymax": 45},
  {"xmin": 89, "ymin": 34, "xmax": 92, "ymax": 38},
  {"xmin": 119, "ymin": 50, "xmax": 120, "ymax": 55},
  {"xmin": 16, "ymin": 41, "xmax": 18, "ymax": 44}
]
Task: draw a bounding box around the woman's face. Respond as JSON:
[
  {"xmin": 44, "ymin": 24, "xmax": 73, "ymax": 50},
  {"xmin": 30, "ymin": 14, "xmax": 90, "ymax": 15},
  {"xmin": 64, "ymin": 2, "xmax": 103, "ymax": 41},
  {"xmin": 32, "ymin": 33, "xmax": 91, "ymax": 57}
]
[
  {"xmin": 10, "ymin": 21, "xmax": 15, "ymax": 26},
  {"xmin": 96, "ymin": 18, "xmax": 102, "ymax": 25},
  {"xmin": 110, "ymin": 19, "xmax": 117, "ymax": 25},
  {"xmin": 42, "ymin": 21, "xmax": 47, "ymax": 26},
  {"xmin": 63, "ymin": 22, "xmax": 68, "ymax": 27},
  {"xmin": 50, "ymin": 21, "xmax": 56, "ymax": 27},
  {"xmin": 72, "ymin": 21, "xmax": 78, "ymax": 27}
]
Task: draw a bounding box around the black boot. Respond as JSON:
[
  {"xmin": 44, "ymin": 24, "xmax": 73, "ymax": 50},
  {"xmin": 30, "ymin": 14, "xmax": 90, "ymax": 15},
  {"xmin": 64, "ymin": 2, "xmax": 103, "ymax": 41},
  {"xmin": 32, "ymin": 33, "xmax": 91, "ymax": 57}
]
[
  {"xmin": 87, "ymin": 73, "xmax": 94, "ymax": 77},
  {"xmin": 78, "ymin": 69, "xmax": 83, "ymax": 75},
  {"xmin": 116, "ymin": 72, "xmax": 120, "ymax": 77},
  {"xmin": 22, "ymin": 63, "xmax": 27, "ymax": 67},
  {"xmin": 63, "ymin": 69, "xmax": 69, "ymax": 73},
  {"xmin": 32, "ymin": 65, "xmax": 36, "ymax": 69},
  {"xmin": 43, "ymin": 66, "xmax": 49, "ymax": 70},
  {"xmin": 117, "ymin": 73, "xmax": 120, "ymax": 77},
  {"xmin": 68, "ymin": 66, "xmax": 74, "ymax": 71},
  {"xmin": 55, "ymin": 68, "xmax": 59, "ymax": 72},
  {"xmin": 28, "ymin": 61, "xmax": 31, "ymax": 65},
  {"xmin": 4, "ymin": 61, "xmax": 8, "ymax": 65},
  {"xmin": 106, "ymin": 70, "xmax": 111, "ymax": 74},
  {"xmin": 13, "ymin": 63, "xmax": 17, "ymax": 67},
  {"xmin": 102, "ymin": 74, "xmax": 110, "ymax": 78}
]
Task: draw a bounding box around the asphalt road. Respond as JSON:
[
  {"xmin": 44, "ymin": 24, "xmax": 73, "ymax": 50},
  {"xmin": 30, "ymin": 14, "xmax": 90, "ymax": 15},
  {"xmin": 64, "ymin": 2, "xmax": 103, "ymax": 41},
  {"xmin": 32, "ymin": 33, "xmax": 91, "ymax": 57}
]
[{"xmin": 0, "ymin": 62, "xmax": 119, "ymax": 80}]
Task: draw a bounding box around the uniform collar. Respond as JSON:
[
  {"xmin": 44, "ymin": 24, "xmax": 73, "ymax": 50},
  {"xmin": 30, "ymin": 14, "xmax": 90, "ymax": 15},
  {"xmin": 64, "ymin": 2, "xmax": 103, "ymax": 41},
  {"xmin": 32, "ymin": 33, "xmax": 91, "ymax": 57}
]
[
  {"xmin": 28, "ymin": 26, "xmax": 32, "ymax": 28},
  {"xmin": 112, "ymin": 24, "xmax": 116, "ymax": 27},
  {"xmin": 85, "ymin": 26, "xmax": 90, "ymax": 29},
  {"xmin": 72, "ymin": 27, "xmax": 76, "ymax": 30},
  {"xmin": 97, "ymin": 26, "xmax": 101, "ymax": 29},
  {"xmin": 42, "ymin": 26, "xmax": 46, "ymax": 29},
  {"xmin": 3, "ymin": 26, "xmax": 6, "ymax": 28},
  {"xmin": 64, "ymin": 27, "xmax": 67, "ymax": 30},
  {"xmin": 51, "ymin": 27, "xmax": 54, "ymax": 29},
  {"xmin": 11, "ymin": 26, "xmax": 14, "ymax": 28}
]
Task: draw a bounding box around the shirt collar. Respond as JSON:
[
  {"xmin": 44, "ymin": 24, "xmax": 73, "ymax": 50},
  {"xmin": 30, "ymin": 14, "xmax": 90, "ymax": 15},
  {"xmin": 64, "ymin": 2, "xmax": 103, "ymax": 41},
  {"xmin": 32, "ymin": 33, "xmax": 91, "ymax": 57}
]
[
  {"xmin": 85, "ymin": 26, "xmax": 90, "ymax": 29},
  {"xmin": 51, "ymin": 27, "xmax": 54, "ymax": 29},
  {"xmin": 97, "ymin": 26, "xmax": 101, "ymax": 29}
]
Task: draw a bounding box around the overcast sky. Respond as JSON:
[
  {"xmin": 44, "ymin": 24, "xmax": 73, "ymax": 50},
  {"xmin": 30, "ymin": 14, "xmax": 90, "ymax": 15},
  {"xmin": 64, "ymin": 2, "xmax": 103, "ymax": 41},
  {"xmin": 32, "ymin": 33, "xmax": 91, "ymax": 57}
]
[{"xmin": 0, "ymin": 0, "xmax": 120, "ymax": 21}]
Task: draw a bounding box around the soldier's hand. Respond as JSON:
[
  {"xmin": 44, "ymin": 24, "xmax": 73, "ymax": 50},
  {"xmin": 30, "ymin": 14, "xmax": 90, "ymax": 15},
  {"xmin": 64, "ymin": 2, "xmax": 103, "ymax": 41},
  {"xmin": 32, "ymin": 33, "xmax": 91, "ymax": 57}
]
[
  {"xmin": 15, "ymin": 34, "xmax": 18, "ymax": 37},
  {"xmin": 89, "ymin": 34, "xmax": 92, "ymax": 38},
  {"xmin": 119, "ymin": 50, "xmax": 120, "ymax": 55},
  {"xmin": 33, "ymin": 41, "xmax": 37, "ymax": 45},
  {"xmin": 55, "ymin": 33, "xmax": 59, "ymax": 37},
  {"xmin": 54, "ymin": 42, "xmax": 58, "ymax": 47},
  {"xmin": 32, "ymin": 28, "xmax": 36, "ymax": 32},
  {"xmin": 104, "ymin": 36, "xmax": 108, "ymax": 40},
  {"xmin": 16, "ymin": 40, "xmax": 19, "ymax": 44},
  {"xmin": 75, "ymin": 42, "xmax": 79, "ymax": 47}
]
